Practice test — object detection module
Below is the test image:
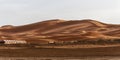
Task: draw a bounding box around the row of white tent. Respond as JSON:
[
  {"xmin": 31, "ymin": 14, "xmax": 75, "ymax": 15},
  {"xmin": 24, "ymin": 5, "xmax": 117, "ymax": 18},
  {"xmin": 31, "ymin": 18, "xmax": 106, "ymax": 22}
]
[{"xmin": 0, "ymin": 40, "xmax": 27, "ymax": 44}]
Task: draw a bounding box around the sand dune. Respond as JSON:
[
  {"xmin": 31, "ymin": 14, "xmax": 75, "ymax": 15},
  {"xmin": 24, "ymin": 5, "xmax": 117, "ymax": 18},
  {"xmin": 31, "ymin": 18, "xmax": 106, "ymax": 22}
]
[{"xmin": 0, "ymin": 19, "xmax": 120, "ymax": 43}]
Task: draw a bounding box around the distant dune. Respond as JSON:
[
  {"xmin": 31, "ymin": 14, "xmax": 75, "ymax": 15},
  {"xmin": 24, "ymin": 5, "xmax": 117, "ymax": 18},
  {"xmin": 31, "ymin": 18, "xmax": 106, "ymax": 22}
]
[{"xmin": 0, "ymin": 19, "xmax": 120, "ymax": 44}]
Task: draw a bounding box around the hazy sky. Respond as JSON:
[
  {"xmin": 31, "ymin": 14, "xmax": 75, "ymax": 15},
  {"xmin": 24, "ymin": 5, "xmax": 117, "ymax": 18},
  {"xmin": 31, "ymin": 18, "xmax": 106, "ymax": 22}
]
[{"xmin": 0, "ymin": 0, "xmax": 120, "ymax": 26}]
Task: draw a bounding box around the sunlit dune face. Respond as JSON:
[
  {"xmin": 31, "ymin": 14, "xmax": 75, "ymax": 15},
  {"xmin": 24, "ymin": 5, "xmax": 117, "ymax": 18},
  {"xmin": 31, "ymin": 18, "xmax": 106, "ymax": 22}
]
[{"xmin": 0, "ymin": 19, "xmax": 120, "ymax": 42}]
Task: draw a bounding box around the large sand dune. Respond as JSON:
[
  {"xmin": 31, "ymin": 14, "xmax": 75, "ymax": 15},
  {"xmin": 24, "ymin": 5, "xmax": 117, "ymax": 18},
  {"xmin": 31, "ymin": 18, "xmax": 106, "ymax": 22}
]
[{"xmin": 0, "ymin": 19, "xmax": 120, "ymax": 44}]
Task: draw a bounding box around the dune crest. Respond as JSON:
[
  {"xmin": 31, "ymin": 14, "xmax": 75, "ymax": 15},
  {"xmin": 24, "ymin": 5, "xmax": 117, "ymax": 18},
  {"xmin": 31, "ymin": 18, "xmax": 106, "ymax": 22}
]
[{"xmin": 0, "ymin": 19, "xmax": 120, "ymax": 42}]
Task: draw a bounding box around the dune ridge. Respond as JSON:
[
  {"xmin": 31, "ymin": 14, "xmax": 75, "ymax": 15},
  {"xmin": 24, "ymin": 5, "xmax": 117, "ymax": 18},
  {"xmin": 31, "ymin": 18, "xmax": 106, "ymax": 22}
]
[{"xmin": 0, "ymin": 19, "xmax": 120, "ymax": 44}]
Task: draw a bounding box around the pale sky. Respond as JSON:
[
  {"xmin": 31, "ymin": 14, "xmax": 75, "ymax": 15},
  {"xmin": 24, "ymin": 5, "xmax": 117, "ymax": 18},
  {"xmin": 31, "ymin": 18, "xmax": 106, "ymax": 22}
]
[{"xmin": 0, "ymin": 0, "xmax": 120, "ymax": 26}]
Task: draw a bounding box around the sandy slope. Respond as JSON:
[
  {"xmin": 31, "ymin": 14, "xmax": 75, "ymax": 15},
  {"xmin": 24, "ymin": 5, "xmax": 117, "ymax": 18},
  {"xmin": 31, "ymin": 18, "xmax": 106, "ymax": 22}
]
[{"xmin": 0, "ymin": 19, "xmax": 120, "ymax": 44}]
